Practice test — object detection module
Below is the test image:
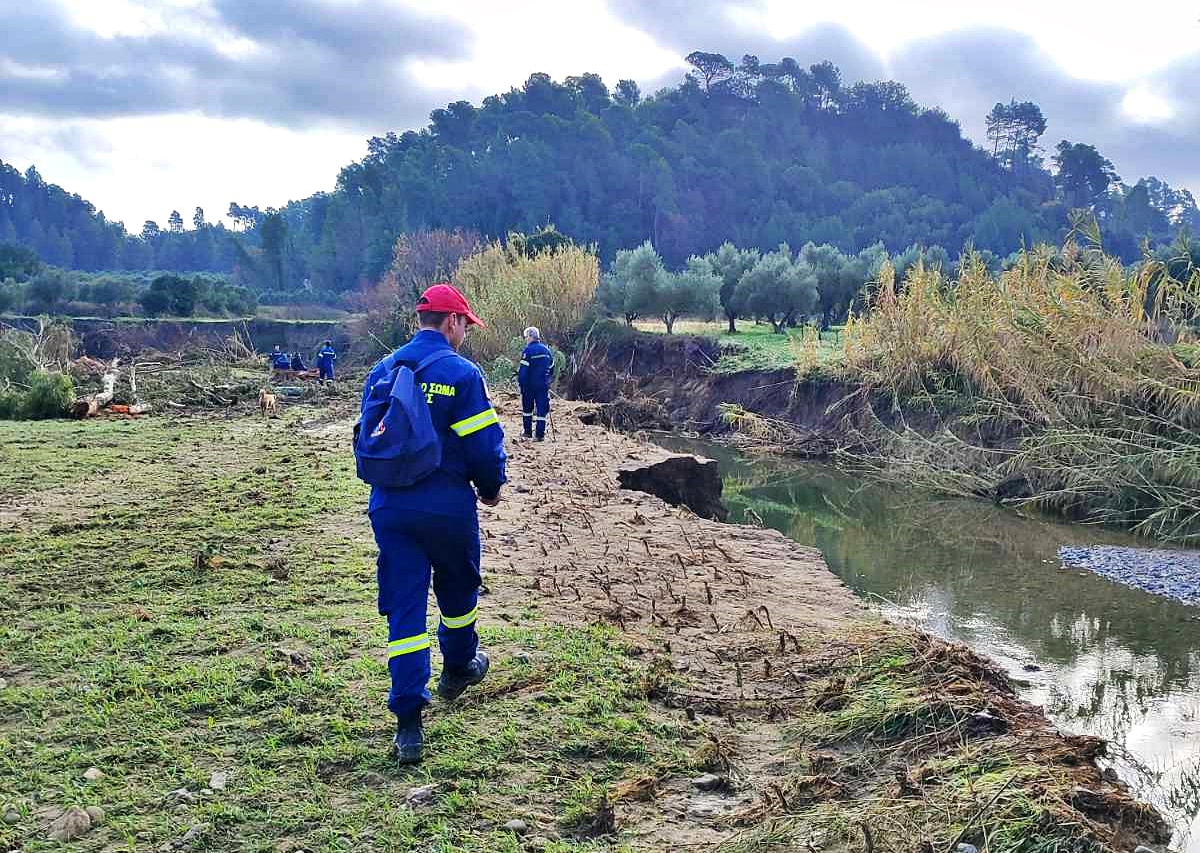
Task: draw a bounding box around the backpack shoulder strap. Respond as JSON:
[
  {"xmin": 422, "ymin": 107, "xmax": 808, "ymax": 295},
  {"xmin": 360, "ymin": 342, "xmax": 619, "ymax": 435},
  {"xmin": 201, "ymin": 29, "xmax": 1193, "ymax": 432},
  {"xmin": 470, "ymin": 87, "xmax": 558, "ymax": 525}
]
[{"xmin": 413, "ymin": 349, "xmax": 458, "ymax": 375}]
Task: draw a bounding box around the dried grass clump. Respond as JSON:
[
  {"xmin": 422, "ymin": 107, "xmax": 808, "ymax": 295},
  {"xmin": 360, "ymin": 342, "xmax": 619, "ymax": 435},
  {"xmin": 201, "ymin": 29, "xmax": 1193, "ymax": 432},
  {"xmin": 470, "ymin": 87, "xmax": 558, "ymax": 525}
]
[{"xmin": 454, "ymin": 241, "xmax": 600, "ymax": 363}]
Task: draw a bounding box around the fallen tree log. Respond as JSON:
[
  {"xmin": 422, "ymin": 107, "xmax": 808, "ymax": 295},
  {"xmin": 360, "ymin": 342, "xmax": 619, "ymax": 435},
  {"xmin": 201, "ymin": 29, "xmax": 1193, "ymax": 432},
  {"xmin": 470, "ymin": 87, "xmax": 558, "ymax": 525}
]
[{"xmin": 71, "ymin": 358, "xmax": 120, "ymax": 419}]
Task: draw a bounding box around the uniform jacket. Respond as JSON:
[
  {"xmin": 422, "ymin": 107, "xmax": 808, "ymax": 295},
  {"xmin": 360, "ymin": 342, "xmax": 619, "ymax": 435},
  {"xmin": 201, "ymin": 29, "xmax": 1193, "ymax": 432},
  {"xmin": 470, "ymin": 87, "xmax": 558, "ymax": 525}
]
[
  {"xmin": 362, "ymin": 330, "xmax": 506, "ymax": 517},
  {"xmin": 317, "ymin": 345, "xmax": 337, "ymax": 368},
  {"xmin": 517, "ymin": 341, "xmax": 554, "ymax": 391}
]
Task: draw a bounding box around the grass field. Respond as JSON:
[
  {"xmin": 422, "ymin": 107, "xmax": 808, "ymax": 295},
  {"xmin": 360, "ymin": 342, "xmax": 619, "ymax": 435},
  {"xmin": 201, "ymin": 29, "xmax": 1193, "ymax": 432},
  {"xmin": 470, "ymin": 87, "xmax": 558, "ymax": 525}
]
[
  {"xmin": 630, "ymin": 320, "xmax": 844, "ymax": 373},
  {"xmin": 0, "ymin": 413, "xmax": 690, "ymax": 852}
]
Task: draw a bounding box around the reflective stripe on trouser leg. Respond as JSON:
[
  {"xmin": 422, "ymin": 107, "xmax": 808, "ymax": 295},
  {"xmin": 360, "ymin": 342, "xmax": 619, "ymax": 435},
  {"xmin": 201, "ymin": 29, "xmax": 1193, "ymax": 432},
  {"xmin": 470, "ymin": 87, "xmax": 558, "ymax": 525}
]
[
  {"xmin": 430, "ymin": 519, "xmax": 482, "ymax": 671},
  {"xmin": 371, "ymin": 511, "xmax": 434, "ymax": 719},
  {"xmin": 388, "ymin": 633, "xmax": 431, "ymax": 657},
  {"xmin": 441, "ymin": 606, "xmax": 477, "ymax": 629},
  {"xmin": 534, "ymin": 389, "xmax": 550, "ymax": 439}
]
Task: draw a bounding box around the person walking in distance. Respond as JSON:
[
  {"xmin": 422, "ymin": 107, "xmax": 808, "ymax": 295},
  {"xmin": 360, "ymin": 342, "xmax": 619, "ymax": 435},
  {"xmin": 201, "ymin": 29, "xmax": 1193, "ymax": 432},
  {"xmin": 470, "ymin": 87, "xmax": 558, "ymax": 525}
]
[
  {"xmin": 315, "ymin": 339, "xmax": 337, "ymax": 385},
  {"xmin": 518, "ymin": 326, "xmax": 554, "ymax": 441},
  {"xmin": 356, "ymin": 283, "xmax": 506, "ymax": 764}
]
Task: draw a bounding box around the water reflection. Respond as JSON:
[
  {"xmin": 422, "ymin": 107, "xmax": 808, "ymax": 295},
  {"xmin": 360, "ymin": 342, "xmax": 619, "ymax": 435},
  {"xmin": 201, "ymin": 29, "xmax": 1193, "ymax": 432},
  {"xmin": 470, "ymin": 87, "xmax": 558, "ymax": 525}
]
[{"xmin": 658, "ymin": 437, "xmax": 1200, "ymax": 851}]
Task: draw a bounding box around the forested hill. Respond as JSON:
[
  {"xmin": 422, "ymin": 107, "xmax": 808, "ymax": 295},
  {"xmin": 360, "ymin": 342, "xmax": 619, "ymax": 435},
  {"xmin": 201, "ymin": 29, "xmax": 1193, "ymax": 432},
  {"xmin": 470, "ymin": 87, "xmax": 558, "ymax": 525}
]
[
  {"xmin": 264, "ymin": 53, "xmax": 1198, "ymax": 295},
  {"xmin": 4, "ymin": 52, "xmax": 1198, "ymax": 302}
]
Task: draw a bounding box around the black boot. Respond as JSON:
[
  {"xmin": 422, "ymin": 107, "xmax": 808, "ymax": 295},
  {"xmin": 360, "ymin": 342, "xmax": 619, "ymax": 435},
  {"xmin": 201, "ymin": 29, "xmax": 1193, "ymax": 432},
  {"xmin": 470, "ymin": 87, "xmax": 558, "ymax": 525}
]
[
  {"xmin": 437, "ymin": 651, "xmax": 490, "ymax": 701},
  {"xmin": 393, "ymin": 710, "xmax": 423, "ymax": 765}
]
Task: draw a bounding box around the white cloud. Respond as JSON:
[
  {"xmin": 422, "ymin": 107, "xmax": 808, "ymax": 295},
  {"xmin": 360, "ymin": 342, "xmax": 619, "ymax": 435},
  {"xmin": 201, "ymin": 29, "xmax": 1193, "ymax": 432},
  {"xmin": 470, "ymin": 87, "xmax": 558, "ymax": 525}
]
[
  {"xmin": 756, "ymin": 0, "xmax": 1200, "ymax": 83},
  {"xmin": 1121, "ymin": 86, "xmax": 1174, "ymax": 124},
  {"xmin": 1, "ymin": 0, "xmax": 1197, "ymax": 229},
  {"xmin": 0, "ymin": 113, "xmax": 365, "ymax": 228},
  {"xmin": 404, "ymin": 0, "xmax": 681, "ymax": 96}
]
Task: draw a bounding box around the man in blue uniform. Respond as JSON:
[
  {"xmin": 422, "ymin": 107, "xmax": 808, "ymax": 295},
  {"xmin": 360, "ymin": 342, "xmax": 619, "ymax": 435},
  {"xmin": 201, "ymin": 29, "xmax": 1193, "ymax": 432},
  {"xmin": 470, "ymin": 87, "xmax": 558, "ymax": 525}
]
[
  {"xmin": 270, "ymin": 345, "xmax": 290, "ymax": 371},
  {"xmin": 517, "ymin": 326, "xmax": 554, "ymax": 441},
  {"xmin": 316, "ymin": 340, "xmax": 337, "ymax": 384},
  {"xmin": 362, "ymin": 283, "xmax": 506, "ymax": 765}
]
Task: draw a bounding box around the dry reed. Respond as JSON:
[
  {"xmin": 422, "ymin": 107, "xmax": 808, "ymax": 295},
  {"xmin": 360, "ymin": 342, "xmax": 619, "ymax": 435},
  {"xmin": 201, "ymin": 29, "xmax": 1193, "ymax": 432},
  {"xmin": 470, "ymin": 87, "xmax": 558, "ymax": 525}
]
[{"xmin": 837, "ymin": 229, "xmax": 1200, "ymax": 541}]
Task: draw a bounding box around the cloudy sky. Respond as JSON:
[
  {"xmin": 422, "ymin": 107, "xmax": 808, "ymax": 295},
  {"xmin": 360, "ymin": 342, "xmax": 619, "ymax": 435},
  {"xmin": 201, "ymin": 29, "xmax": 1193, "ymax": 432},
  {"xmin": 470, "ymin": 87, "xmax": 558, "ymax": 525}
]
[{"xmin": 2, "ymin": 0, "xmax": 1197, "ymax": 230}]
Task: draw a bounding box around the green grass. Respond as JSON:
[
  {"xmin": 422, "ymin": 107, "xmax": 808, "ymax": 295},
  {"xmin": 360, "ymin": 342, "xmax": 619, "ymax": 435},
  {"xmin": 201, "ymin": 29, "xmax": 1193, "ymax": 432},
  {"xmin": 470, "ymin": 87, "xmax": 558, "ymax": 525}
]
[
  {"xmin": 0, "ymin": 414, "xmax": 691, "ymax": 852},
  {"xmin": 631, "ymin": 319, "xmax": 844, "ymax": 373}
]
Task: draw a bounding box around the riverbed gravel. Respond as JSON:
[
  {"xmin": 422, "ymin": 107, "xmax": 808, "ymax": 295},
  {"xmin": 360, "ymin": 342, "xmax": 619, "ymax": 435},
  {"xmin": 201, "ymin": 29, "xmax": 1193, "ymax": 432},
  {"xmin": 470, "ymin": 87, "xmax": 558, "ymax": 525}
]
[{"xmin": 1058, "ymin": 545, "xmax": 1200, "ymax": 607}]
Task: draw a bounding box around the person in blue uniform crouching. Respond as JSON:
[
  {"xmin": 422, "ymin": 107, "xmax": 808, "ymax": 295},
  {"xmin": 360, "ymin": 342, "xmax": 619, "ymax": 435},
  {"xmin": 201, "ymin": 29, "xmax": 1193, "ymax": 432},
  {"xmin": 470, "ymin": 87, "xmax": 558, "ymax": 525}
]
[
  {"xmin": 361, "ymin": 283, "xmax": 506, "ymax": 764},
  {"xmin": 518, "ymin": 326, "xmax": 554, "ymax": 441},
  {"xmin": 270, "ymin": 345, "xmax": 291, "ymax": 371}
]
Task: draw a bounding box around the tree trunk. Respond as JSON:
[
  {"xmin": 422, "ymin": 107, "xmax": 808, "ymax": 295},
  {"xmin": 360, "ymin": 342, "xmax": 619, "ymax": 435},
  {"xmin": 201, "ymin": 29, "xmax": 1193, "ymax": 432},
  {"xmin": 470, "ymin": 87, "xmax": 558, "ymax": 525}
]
[
  {"xmin": 726, "ymin": 312, "xmax": 737, "ymax": 334},
  {"xmin": 72, "ymin": 358, "xmax": 120, "ymax": 418},
  {"xmin": 663, "ymin": 313, "xmax": 675, "ymax": 335}
]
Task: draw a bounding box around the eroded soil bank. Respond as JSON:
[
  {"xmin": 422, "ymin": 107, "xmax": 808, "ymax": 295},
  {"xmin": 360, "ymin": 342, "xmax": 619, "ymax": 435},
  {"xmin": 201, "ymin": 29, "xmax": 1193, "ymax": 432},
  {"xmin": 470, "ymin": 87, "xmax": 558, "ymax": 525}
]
[
  {"xmin": 0, "ymin": 392, "xmax": 1168, "ymax": 851},
  {"xmin": 567, "ymin": 329, "xmax": 1024, "ymax": 458}
]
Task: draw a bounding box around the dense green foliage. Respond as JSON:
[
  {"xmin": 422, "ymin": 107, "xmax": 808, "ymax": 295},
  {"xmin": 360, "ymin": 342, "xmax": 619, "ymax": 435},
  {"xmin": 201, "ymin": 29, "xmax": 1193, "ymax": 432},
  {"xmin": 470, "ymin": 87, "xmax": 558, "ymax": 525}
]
[
  {"xmin": 0, "ymin": 258, "xmax": 255, "ymax": 318},
  {"xmin": 0, "ymin": 369, "xmax": 74, "ymax": 420},
  {"xmin": 253, "ymin": 55, "xmax": 1197, "ymax": 298},
  {"xmin": 3, "ymin": 54, "xmax": 1198, "ymax": 312},
  {"xmin": 19, "ymin": 370, "xmax": 74, "ymax": 419}
]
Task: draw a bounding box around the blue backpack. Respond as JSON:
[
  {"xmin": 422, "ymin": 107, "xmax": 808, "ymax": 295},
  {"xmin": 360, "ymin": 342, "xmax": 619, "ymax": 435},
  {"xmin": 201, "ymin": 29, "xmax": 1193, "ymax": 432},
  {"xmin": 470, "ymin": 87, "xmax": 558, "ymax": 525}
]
[{"xmin": 354, "ymin": 350, "xmax": 456, "ymax": 488}]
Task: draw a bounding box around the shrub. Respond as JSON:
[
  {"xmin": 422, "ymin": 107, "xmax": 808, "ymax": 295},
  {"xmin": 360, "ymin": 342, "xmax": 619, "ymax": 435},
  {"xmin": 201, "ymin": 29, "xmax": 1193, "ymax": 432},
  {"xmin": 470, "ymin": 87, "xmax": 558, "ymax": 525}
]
[
  {"xmin": 0, "ymin": 390, "xmax": 21, "ymax": 419},
  {"xmin": 840, "ymin": 228, "xmax": 1200, "ymax": 542},
  {"xmin": 22, "ymin": 370, "xmax": 75, "ymax": 419},
  {"xmin": 454, "ymin": 241, "xmax": 599, "ymax": 362}
]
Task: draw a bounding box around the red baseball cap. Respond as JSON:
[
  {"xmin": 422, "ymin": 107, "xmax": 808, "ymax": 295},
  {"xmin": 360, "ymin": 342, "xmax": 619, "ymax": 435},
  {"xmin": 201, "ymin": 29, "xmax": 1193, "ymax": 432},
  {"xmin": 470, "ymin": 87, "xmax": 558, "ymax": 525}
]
[{"xmin": 415, "ymin": 283, "xmax": 485, "ymax": 328}]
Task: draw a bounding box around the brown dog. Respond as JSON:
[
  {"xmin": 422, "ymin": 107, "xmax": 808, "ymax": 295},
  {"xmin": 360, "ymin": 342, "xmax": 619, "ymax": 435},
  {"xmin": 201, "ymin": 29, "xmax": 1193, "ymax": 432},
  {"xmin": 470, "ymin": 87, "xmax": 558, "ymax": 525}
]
[{"xmin": 258, "ymin": 388, "xmax": 278, "ymax": 418}]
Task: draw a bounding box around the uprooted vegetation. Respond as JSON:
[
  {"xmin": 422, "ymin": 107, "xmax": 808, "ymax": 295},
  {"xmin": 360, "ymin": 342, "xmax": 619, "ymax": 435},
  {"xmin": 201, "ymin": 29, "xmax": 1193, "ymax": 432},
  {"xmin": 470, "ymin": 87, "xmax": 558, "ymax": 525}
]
[
  {"xmin": 0, "ymin": 322, "xmax": 76, "ymax": 420},
  {"xmin": 714, "ymin": 629, "xmax": 1169, "ymax": 852},
  {"xmin": 0, "ymin": 321, "xmax": 353, "ymax": 422}
]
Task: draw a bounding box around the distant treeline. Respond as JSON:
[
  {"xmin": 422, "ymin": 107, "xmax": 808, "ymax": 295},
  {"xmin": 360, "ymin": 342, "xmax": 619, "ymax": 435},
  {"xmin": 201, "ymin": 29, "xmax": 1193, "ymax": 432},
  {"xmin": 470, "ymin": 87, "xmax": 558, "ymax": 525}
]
[
  {"xmin": 0, "ymin": 244, "xmax": 254, "ymax": 318},
  {"xmin": 253, "ymin": 54, "xmax": 1198, "ymax": 299},
  {"xmin": 2, "ymin": 52, "xmax": 1198, "ymax": 309}
]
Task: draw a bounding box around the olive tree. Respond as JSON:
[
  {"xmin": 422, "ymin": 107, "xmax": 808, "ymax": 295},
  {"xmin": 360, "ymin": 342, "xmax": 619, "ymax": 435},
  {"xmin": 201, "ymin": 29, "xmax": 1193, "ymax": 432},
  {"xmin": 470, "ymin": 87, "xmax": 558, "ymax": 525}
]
[
  {"xmin": 656, "ymin": 256, "xmax": 721, "ymax": 334},
  {"xmin": 734, "ymin": 244, "xmax": 818, "ymax": 334},
  {"xmin": 705, "ymin": 242, "xmax": 759, "ymax": 333},
  {"xmin": 601, "ymin": 240, "xmax": 665, "ymax": 325}
]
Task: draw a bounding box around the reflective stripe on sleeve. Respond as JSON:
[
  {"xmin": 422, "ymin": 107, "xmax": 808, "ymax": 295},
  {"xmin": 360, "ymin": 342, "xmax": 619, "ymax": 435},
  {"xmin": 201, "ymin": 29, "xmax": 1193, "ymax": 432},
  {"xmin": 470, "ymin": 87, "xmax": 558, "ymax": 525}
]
[
  {"xmin": 387, "ymin": 633, "xmax": 431, "ymax": 659},
  {"xmin": 450, "ymin": 408, "xmax": 499, "ymax": 437},
  {"xmin": 441, "ymin": 607, "xmax": 478, "ymax": 630},
  {"xmin": 519, "ymin": 359, "xmax": 530, "ymax": 366}
]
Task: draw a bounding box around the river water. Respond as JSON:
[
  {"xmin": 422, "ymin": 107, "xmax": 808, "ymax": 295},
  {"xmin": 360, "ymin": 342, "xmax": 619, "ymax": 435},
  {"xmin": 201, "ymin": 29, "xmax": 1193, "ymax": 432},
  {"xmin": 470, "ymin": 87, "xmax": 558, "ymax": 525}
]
[{"xmin": 658, "ymin": 436, "xmax": 1200, "ymax": 851}]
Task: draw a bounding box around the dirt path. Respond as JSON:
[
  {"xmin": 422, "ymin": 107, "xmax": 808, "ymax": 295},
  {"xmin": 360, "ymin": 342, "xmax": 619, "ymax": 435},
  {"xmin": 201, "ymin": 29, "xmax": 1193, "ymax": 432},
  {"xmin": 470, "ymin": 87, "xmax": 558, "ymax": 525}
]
[
  {"xmin": 296, "ymin": 396, "xmax": 867, "ymax": 844},
  {"xmin": 475, "ymin": 397, "xmax": 866, "ymax": 843}
]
